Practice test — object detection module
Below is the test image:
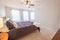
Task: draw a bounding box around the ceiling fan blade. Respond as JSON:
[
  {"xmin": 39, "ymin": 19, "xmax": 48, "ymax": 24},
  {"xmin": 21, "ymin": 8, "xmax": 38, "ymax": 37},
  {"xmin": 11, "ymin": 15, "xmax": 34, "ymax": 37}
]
[{"xmin": 30, "ymin": 4, "xmax": 35, "ymax": 6}]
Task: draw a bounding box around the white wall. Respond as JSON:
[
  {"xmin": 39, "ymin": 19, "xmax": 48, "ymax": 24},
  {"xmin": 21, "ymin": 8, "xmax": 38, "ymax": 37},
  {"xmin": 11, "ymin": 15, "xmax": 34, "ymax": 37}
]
[
  {"xmin": 35, "ymin": 0, "xmax": 60, "ymax": 29},
  {"xmin": 0, "ymin": 0, "xmax": 5, "ymax": 17},
  {"xmin": 58, "ymin": 0, "xmax": 60, "ymax": 28},
  {"xmin": 0, "ymin": 0, "xmax": 2, "ymax": 16}
]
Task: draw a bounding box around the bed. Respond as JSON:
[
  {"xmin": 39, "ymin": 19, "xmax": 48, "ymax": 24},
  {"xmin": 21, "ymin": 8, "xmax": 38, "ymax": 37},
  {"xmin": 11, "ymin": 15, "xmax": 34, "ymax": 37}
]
[{"xmin": 6, "ymin": 21, "xmax": 40, "ymax": 40}]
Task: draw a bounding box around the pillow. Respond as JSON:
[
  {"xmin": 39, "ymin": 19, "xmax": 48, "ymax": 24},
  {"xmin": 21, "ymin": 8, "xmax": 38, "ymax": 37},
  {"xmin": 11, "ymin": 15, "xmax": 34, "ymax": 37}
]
[
  {"xmin": 13, "ymin": 22, "xmax": 18, "ymax": 28},
  {"xmin": 33, "ymin": 22, "xmax": 40, "ymax": 27},
  {"xmin": 0, "ymin": 24, "xmax": 10, "ymax": 32},
  {"xmin": 6, "ymin": 20, "xmax": 15, "ymax": 30}
]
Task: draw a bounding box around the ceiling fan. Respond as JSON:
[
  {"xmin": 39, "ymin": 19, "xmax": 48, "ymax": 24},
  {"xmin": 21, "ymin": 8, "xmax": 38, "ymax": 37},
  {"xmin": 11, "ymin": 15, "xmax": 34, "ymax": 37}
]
[{"xmin": 25, "ymin": 0, "xmax": 35, "ymax": 8}]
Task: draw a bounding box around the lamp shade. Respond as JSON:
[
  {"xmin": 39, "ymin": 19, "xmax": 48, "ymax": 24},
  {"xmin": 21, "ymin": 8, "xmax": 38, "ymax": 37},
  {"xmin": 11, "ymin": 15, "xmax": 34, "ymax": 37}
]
[{"xmin": 0, "ymin": 18, "xmax": 4, "ymax": 28}]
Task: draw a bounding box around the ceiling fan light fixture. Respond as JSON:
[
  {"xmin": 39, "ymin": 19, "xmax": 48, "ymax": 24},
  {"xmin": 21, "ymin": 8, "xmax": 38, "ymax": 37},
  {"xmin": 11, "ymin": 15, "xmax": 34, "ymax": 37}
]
[{"xmin": 25, "ymin": 0, "xmax": 35, "ymax": 8}]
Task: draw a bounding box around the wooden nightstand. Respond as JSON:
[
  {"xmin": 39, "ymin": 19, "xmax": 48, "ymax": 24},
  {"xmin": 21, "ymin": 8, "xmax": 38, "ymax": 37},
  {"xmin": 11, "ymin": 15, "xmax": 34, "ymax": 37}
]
[{"xmin": 0, "ymin": 32, "xmax": 8, "ymax": 40}]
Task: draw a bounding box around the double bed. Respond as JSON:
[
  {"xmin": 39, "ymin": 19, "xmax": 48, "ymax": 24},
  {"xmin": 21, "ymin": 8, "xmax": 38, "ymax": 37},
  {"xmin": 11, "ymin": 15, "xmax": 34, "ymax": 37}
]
[{"xmin": 6, "ymin": 21, "xmax": 40, "ymax": 40}]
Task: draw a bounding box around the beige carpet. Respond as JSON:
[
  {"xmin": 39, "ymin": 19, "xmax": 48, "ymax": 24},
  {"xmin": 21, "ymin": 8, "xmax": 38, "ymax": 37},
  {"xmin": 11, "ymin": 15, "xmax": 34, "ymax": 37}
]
[{"xmin": 17, "ymin": 26, "xmax": 58, "ymax": 40}]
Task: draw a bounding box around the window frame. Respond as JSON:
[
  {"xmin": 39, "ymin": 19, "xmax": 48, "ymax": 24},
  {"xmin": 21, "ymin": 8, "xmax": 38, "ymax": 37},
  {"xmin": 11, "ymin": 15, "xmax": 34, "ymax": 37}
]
[{"xmin": 5, "ymin": 7, "xmax": 35, "ymax": 22}]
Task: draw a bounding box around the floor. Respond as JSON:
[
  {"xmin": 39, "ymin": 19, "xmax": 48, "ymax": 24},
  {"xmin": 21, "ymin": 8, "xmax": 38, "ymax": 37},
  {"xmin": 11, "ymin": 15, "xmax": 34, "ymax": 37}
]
[{"xmin": 18, "ymin": 26, "xmax": 59, "ymax": 40}]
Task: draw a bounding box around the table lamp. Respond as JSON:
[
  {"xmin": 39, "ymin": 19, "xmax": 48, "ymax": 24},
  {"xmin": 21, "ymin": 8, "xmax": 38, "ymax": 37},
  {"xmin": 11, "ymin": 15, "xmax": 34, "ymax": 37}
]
[
  {"xmin": 0, "ymin": 18, "xmax": 9, "ymax": 32},
  {"xmin": 0, "ymin": 18, "xmax": 4, "ymax": 28}
]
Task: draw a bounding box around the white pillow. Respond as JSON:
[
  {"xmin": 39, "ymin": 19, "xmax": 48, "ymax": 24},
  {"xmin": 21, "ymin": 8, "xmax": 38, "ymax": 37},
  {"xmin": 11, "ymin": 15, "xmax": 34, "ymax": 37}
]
[
  {"xmin": 13, "ymin": 22, "xmax": 18, "ymax": 28},
  {"xmin": 33, "ymin": 22, "xmax": 40, "ymax": 27}
]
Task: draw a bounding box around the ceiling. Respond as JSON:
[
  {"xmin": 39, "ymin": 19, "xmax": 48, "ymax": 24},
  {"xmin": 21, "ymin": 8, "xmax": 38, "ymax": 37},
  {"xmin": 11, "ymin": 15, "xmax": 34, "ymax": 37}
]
[{"xmin": 3, "ymin": 0, "xmax": 40, "ymax": 4}]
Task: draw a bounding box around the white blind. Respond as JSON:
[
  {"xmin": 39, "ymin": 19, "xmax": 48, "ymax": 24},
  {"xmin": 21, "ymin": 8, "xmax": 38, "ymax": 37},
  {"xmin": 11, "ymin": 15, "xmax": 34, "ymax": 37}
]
[
  {"xmin": 30, "ymin": 12, "xmax": 35, "ymax": 21},
  {"xmin": 11, "ymin": 9, "xmax": 20, "ymax": 22},
  {"xmin": 23, "ymin": 11, "xmax": 29, "ymax": 21}
]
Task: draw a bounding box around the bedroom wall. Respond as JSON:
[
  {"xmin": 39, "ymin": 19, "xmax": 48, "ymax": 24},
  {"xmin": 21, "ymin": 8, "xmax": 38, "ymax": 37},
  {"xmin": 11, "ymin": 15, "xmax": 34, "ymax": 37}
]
[
  {"xmin": 35, "ymin": 0, "xmax": 60, "ymax": 30},
  {"xmin": 0, "ymin": 0, "xmax": 2, "ymax": 17},
  {"xmin": 58, "ymin": 0, "xmax": 60, "ymax": 28},
  {"xmin": 0, "ymin": 0, "xmax": 5, "ymax": 17}
]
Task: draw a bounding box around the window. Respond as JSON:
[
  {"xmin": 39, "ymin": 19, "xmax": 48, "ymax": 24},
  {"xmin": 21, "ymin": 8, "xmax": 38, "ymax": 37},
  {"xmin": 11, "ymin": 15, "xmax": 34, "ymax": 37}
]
[
  {"xmin": 30, "ymin": 12, "xmax": 35, "ymax": 21},
  {"xmin": 23, "ymin": 11, "xmax": 29, "ymax": 21},
  {"xmin": 6, "ymin": 8, "xmax": 35, "ymax": 22},
  {"xmin": 11, "ymin": 9, "xmax": 20, "ymax": 22}
]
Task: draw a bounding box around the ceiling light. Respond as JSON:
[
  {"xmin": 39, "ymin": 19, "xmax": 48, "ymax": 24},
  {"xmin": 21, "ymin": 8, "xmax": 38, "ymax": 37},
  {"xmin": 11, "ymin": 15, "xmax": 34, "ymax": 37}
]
[{"xmin": 25, "ymin": 0, "xmax": 34, "ymax": 8}]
